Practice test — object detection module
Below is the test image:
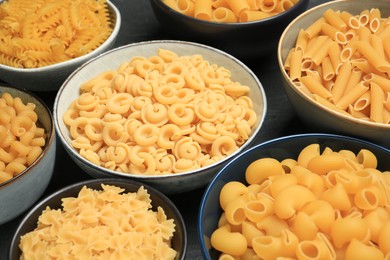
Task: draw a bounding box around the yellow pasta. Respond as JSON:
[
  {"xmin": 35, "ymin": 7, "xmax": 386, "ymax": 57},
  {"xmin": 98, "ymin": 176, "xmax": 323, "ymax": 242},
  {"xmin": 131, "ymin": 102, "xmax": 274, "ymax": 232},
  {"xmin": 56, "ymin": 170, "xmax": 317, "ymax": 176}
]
[
  {"xmin": 210, "ymin": 143, "xmax": 390, "ymax": 259},
  {"xmin": 0, "ymin": 0, "xmax": 113, "ymax": 68}
]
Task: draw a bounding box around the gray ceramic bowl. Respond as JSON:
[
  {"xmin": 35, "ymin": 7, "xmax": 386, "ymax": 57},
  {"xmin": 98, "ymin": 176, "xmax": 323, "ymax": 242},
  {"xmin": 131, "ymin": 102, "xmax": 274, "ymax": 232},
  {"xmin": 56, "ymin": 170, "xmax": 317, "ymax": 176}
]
[
  {"xmin": 9, "ymin": 178, "xmax": 187, "ymax": 260},
  {"xmin": 0, "ymin": 1, "xmax": 121, "ymax": 92},
  {"xmin": 150, "ymin": 0, "xmax": 309, "ymax": 60},
  {"xmin": 277, "ymin": 0, "xmax": 390, "ymax": 146},
  {"xmin": 54, "ymin": 40, "xmax": 267, "ymax": 194},
  {"xmin": 0, "ymin": 85, "xmax": 56, "ymax": 225},
  {"xmin": 198, "ymin": 133, "xmax": 390, "ymax": 259}
]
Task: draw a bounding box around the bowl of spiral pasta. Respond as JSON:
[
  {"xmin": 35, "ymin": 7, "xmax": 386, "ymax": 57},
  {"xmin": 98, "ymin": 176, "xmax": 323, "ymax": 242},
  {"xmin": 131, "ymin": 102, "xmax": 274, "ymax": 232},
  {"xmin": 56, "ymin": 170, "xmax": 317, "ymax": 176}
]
[
  {"xmin": 53, "ymin": 40, "xmax": 267, "ymax": 194},
  {"xmin": 9, "ymin": 178, "xmax": 187, "ymax": 259},
  {"xmin": 0, "ymin": 85, "xmax": 56, "ymax": 225},
  {"xmin": 198, "ymin": 133, "xmax": 390, "ymax": 259},
  {"xmin": 0, "ymin": 0, "xmax": 121, "ymax": 92},
  {"xmin": 278, "ymin": 0, "xmax": 390, "ymax": 146}
]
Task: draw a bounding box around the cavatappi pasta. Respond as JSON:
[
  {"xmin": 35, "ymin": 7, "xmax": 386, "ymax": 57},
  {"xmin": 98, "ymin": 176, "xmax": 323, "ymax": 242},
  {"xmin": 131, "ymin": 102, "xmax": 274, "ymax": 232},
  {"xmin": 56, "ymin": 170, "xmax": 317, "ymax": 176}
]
[
  {"xmin": 0, "ymin": 92, "xmax": 46, "ymax": 183},
  {"xmin": 0, "ymin": 0, "xmax": 112, "ymax": 68},
  {"xmin": 162, "ymin": 0, "xmax": 299, "ymax": 22},
  {"xmin": 63, "ymin": 49, "xmax": 258, "ymax": 175},
  {"xmin": 211, "ymin": 143, "xmax": 390, "ymax": 259},
  {"xmin": 19, "ymin": 184, "xmax": 177, "ymax": 259},
  {"xmin": 284, "ymin": 8, "xmax": 390, "ymax": 124}
]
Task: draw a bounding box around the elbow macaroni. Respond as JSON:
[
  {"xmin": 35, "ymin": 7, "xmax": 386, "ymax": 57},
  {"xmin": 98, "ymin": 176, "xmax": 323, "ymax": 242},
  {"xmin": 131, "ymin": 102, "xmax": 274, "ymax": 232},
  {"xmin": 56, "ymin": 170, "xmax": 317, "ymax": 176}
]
[
  {"xmin": 211, "ymin": 143, "xmax": 390, "ymax": 259},
  {"xmin": 63, "ymin": 49, "xmax": 258, "ymax": 175}
]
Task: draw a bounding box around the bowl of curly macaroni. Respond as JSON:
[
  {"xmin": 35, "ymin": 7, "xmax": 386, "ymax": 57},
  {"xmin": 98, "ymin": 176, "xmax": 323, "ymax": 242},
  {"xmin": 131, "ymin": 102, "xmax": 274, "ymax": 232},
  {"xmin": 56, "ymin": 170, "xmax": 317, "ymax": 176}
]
[
  {"xmin": 0, "ymin": 85, "xmax": 56, "ymax": 225},
  {"xmin": 278, "ymin": 0, "xmax": 390, "ymax": 146},
  {"xmin": 198, "ymin": 133, "xmax": 390, "ymax": 259},
  {"xmin": 9, "ymin": 178, "xmax": 187, "ymax": 259},
  {"xmin": 149, "ymin": 0, "xmax": 309, "ymax": 60},
  {"xmin": 53, "ymin": 40, "xmax": 267, "ymax": 194},
  {"xmin": 0, "ymin": 0, "xmax": 121, "ymax": 92}
]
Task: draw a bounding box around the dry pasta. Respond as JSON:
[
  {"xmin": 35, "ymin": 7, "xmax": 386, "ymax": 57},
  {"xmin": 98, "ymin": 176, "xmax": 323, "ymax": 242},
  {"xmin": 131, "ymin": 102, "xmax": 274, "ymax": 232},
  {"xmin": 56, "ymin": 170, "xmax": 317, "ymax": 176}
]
[
  {"xmin": 163, "ymin": 0, "xmax": 299, "ymax": 22},
  {"xmin": 0, "ymin": 92, "xmax": 46, "ymax": 183},
  {"xmin": 210, "ymin": 143, "xmax": 390, "ymax": 259},
  {"xmin": 284, "ymin": 8, "xmax": 390, "ymax": 125},
  {"xmin": 19, "ymin": 184, "xmax": 177, "ymax": 259},
  {"xmin": 63, "ymin": 49, "xmax": 258, "ymax": 175},
  {"xmin": 0, "ymin": 0, "xmax": 112, "ymax": 68}
]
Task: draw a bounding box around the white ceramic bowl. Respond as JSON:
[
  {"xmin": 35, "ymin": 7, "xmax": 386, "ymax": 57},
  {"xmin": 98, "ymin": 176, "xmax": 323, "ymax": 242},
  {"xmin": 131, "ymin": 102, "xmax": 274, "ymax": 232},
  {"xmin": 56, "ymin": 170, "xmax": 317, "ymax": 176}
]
[
  {"xmin": 277, "ymin": 0, "xmax": 390, "ymax": 146},
  {"xmin": 0, "ymin": 85, "xmax": 56, "ymax": 225},
  {"xmin": 0, "ymin": 1, "xmax": 121, "ymax": 92},
  {"xmin": 54, "ymin": 40, "xmax": 267, "ymax": 194}
]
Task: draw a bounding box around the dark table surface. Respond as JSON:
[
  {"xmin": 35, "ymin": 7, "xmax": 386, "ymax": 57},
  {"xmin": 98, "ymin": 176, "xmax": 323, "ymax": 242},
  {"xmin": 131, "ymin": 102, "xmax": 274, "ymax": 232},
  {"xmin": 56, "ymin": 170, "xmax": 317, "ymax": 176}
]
[{"xmin": 0, "ymin": 0, "xmax": 338, "ymax": 259}]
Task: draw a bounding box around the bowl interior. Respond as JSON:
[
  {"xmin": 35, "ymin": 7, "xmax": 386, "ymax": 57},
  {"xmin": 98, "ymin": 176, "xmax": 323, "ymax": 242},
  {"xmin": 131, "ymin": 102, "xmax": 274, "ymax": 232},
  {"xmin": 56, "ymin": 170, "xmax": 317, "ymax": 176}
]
[
  {"xmin": 198, "ymin": 133, "xmax": 390, "ymax": 259},
  {"xmin": 54, "ymin": 40, "xmax": 267, "ymax": 180},
  {"xmin": 9, "ymin": 178, "xmax": 187, "ymax": 260}
]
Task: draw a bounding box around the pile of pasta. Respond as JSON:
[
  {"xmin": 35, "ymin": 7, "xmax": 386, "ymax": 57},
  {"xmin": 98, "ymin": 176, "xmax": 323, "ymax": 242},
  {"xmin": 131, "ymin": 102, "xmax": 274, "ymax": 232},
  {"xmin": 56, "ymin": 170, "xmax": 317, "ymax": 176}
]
[
  {"xmin": 0, "ymin": 0, "xmax": 112, "ymax": 68},
  {"xmin": 19, "ymin": 184, "xmax": 177, "ymax": 259},
  {"xmin": 163, "ymin": 0, "xmax": 299, "ymax": 23},
  {"xmin": 210, "ymin": 143, "xmax": 390, "ymax": 259},
  {"xmin": 284, "ymin": 8, "xmax": 390, "ymax": 124},
  {"xmin": 63, "ymin": 48, "xmax": 258, "ymax": 174},
  {"xmin": 0, "ymin": 92, "xmax": 46, "ymax": 183}
]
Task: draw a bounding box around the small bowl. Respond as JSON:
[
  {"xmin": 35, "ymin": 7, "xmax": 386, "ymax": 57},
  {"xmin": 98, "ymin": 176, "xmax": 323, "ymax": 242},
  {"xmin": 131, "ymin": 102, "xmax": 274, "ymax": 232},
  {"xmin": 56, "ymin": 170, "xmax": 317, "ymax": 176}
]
[
  {"xmin": 0, "ymin": 85, "xmax": 56, "ymax": 225},
  {"xmin": 198, "ymin": 133, "xmax": 390, "ymax": 259},
  {"xmin": 149, "ymin": 0, "xmax": 309, "ymax": 60},
  {"xmin": 54, "ymin": 40, "xmax": 267, "ymax": 194},
  {"xmin": 277, "ymin": 0, "xmax": 390, "ymax": 146},
  {"xmin": 0, "ymin": 1, "xmax": 121, "ymax": 92},
  {"xmin": 9, "ymin": 178, "xmax": 187, "ymax": 260}
]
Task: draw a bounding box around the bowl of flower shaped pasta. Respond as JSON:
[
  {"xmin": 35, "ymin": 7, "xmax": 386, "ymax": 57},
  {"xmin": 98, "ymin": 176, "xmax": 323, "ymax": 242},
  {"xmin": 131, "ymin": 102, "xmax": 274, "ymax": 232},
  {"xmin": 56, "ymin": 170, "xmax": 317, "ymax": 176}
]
[
  {"xmin": 198, "ymin": 133, "xmax": 390, "ymax": 259},
  {"xmin": 9, "ymin": 178, "xmax": 187, "ymax": 259},
  {"xmin": 278, "ymin": 0, "xmax": 390, "ymax": 146},
  {"xmin": 0, "ymin": 0, "xmax": 121, "ymax": 92},
  {"xmin": 53, "ymin": 40, "xmax": 267, "ymax": 194},
  {"xmin": 0, "ymin": 85, "xmax": 56, "ymax": 225}
]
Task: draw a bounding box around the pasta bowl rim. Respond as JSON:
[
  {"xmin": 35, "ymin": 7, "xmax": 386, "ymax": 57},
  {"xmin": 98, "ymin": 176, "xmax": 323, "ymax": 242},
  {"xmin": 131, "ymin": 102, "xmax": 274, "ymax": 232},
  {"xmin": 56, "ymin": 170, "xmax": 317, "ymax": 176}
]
[
  {"xmin": 151, "ymin": 0, "xmax": 309, "ymax": 26},
  {"xmin": 277, "ymin": 0, "xmax": 390, "ymax": 130},
  {"xmin": 197, "ymin": 132, "xmax": 390, "ymax": 259},
  {"xmin": 0, "ymin": 0, "xmax": 121, "ymax": 72},
  {"xmin": 9, "ymin": 178, "xmax": 188, "ymax": 260},
  {"xmin": 54, "ymin": 39, "xmax": 267, "ymax": 180},
  {"xmin": 0, "ymin": 84, "xmax": 55, "ymax": 189}
]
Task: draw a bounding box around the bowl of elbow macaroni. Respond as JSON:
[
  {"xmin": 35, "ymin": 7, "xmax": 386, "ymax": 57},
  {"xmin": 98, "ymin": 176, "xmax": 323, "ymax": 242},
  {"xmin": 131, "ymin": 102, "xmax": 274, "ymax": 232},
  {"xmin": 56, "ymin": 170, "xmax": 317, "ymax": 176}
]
[
  {"xmin": 53, "ymin": 40, "xmax": 267, "ymax": 194},
  {"xmin": 0, "ymin": 0, "xmax": 121, "ymax": 92},
  {"xmin": 198, "ymin": 133, "xmax": 390, "ymax": 259},
  {"xmin": 9, "ymin": 178, "xmax": 187, "ymax": 260},
  {"xmin": 278, "ymin": 0, "xmax": 390, "ymax": 146},
  {"xmin": 0, "ymin": 85, "xmax": 56, "ymax": 225},
  {"xmin": 149, "ymin": 0, "xmax": 310, "ymax": 59}
]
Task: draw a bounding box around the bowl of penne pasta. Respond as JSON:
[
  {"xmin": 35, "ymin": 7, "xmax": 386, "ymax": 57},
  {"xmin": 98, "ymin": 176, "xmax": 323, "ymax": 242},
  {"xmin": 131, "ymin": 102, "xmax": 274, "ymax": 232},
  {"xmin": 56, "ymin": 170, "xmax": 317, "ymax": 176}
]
[
  {"xmin": 149, "ymin": 0, "xmax": 309, "ymax": 60},
  {"xmin": 198, "ymin": 133, "xmax": 390, "ymax": 259},
  {"xmin": 0, "ymin": 85, "xmax": 56, "ymax": 225},
  {"xmin": 0, "ymin": 0, "xmax": 121, "ymax": 92},
  {"xmin": 53, "ymin": 40, "xmax": 267, "ymax": 195},
  {"xmin": 278, "ymin": 0, "xmax": 390, "ymax": 146},
  {"xmin": 9, "ymin": 178, "xmax": 187, "ymax": 259}
]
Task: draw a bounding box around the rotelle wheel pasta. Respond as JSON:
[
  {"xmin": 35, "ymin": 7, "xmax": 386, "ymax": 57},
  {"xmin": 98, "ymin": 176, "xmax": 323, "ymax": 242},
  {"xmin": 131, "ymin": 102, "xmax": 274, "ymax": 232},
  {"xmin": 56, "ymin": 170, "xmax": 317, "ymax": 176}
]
[
  {"xmin": 63, "ymin": 49, "xmax": 257, "ymax": 175},
  {"xmin": 210, "ymin": 143, "xmax": 390, "ymax": 259}
]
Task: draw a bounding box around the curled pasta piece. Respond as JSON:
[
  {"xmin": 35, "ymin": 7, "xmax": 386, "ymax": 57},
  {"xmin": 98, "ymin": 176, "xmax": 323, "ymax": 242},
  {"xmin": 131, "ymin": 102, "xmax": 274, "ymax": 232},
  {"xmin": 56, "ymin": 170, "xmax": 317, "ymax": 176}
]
[
  {"xmin": 307, "ymin": 153, "xmax": 346, "ymax": 175},
  {"xmin": 141, "ymin": 103, "xmax": 169, "ymax": 126},
  {"xmin": 106, "ymin": 93, "xmax": 133, "ymax": 115},
  {"xmin": 157, "ymin": 124, "xmax": 181, "ymax": 150},
  {"xmin": 194, "ymin": 100, "xmax": 219, "ymax": 122},
  {"xmin": 168, "ymin": 103, "xmax": 195, "ymax": 126},
  {"xmin": 102, "ymin": 122, "xmax": 128, "ymax": 146},
  {"xmin": 69, "ymin": 117, "xmax": 88, "ymax": 139},
  {"xmin": 153, "ymin": 84, "xmax": 178, "ymax": 105},
  {"xmin": 210, "ymin": 136, "xmax": 237, "ymax": 158},
  {"xmin": 155, "ymin": 153, "xmax": 176, "ymax": 173},
  {"xmin": 357, "ymin": 149, "xmax": 378, "ymax": 169},
  {"xmin": 245, "ymin": 158, "xmax": 285, "ymax": 185},
  {"xmin": 133, "ymin": 124, "xmax": 159, "ymax": 146},
  {"xmin": 106, "ymin": 143, "xmax": 131, "ymax": 164},
  {"xmin": 75, "ymin": 92, "xmax": 100, "ymax": 111},
  {"xmin": 196, "ymin": 122, "xmax": 220, "ymax": 141},
  {"xmin": 210, "ymin": 224, "xmax": 247, "ymax": 256},
  {"xmin": 269, "ymin": 174, "xmax": 298, "ymax": 197},
  {"xmin": 84, "ymin": 118, "xmax": 103, "ymax": 142},
  {"xmin": 256, "ymin": 215, "xmax": 289, "ymax": 237},
  {"xmin": 297, "ymin": 233, "xmax": 336, "ymax": 260},
  {"xmin": 172, "ymin": 158, "xmax": 198, "ymax": 173},
  {"xmin": 219, "ymin": 181, "xmax": 248, "ymax": 210},
  {"xmin": 225, "ymin": 195, "xmax": 248, "ymax": 226},
  {"xmin": 128, "ymin": 145, "xmax": 156, "ymax": 167},
  {"xmin": 244, "ymin": 193, "xmax": 274, "ymax": 223},
  {"xmin": 173, "ymin": 137, "xmax": 202, "ymax": 160}
]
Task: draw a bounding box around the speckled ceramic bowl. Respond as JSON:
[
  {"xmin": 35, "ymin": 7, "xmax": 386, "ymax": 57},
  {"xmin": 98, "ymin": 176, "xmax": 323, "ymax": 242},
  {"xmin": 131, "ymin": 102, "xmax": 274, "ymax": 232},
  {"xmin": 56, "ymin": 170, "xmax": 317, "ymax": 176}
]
[
  {"xmin": 0, "ymin": 85, "xmax": 56, "ymax": 225},
  {"xmin": 0, "ymin": 1, "xmax": 121, "ymax": 92},
  {"xmin": 277, "ymin": 0, "xmax": 390, "ymax": 146},
  {"xmin": 54, "ymin": 40, "xmax": 267, "ymax": 194},
  {"xmin": 9, "ymin": 178, "xmax": 187, "ymax": 260}
]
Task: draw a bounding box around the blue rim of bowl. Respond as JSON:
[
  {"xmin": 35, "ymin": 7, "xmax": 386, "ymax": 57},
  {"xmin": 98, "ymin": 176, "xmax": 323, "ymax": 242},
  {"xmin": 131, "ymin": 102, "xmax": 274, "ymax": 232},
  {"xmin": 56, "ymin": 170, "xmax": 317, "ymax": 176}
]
[
  {"xmin": 0, "ymin": 84, "xmax": 55, "ymax": 189},
  {"xmin": 0, "ymin": 1, "xmax": 121, "ymax": 72},
  {"xmin": 152, "ymin": 0, "xmax": 309, "ymax": 26},
  {"xmin": 9, "ymin": 178, "xmax": 188, "ymax": 260},
  {"xmin": 53, "ymin": 39, "xmax": 267, "ymax": 181},
  {"xmin": 197, "ymin": 132, "xmax": 390, "ymax": 259}
]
